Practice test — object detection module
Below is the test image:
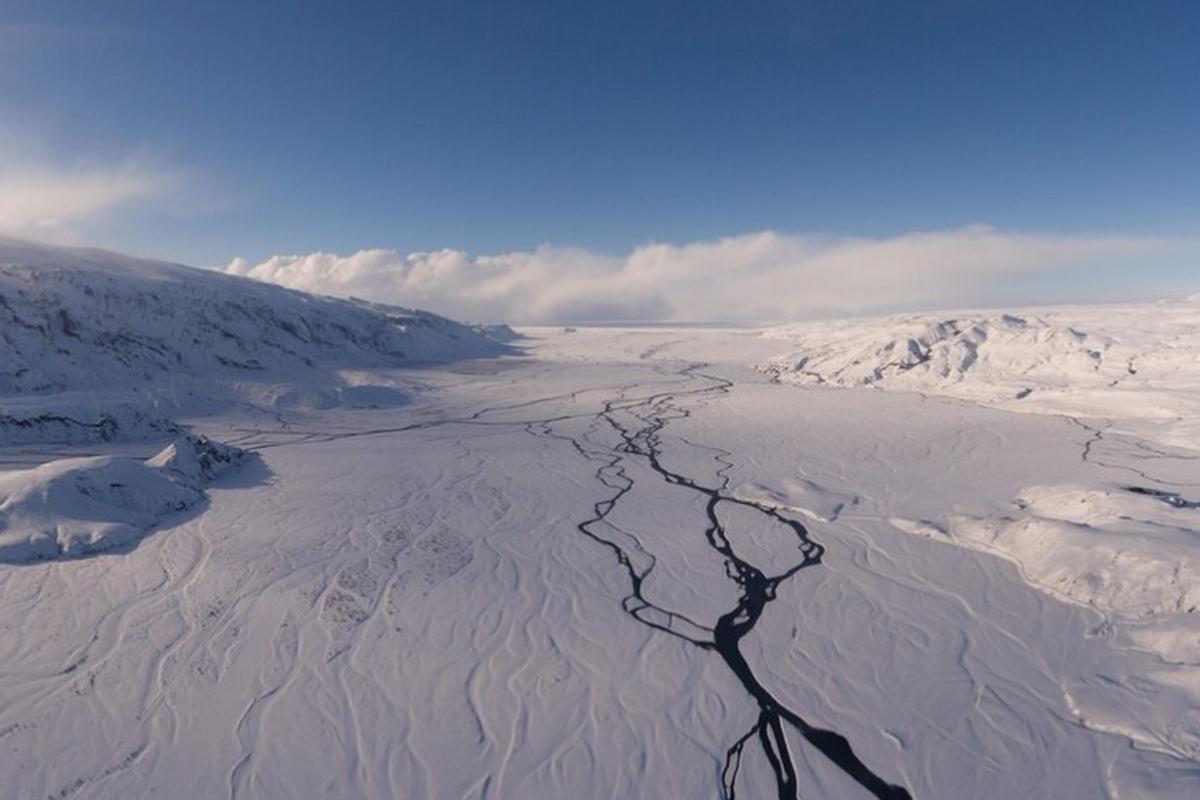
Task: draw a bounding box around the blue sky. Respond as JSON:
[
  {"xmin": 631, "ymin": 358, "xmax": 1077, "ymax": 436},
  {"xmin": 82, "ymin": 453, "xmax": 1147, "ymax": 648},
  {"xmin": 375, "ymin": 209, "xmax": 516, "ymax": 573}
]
[{"xmin": 1, "ymin": 1, "xmax": 1197, "ymax": 319}]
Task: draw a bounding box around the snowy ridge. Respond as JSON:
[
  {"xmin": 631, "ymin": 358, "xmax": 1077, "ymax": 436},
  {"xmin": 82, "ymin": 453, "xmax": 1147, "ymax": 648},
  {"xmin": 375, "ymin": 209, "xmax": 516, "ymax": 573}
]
[
  {"xmin": 0, "ymin": 238, "xmax": 513, "ymax": 441},
  {"xmin": 0, "ymin": 239, "xmax": 515, "ymax": 558},
  {"xmin": 762, "ymin": 313, "xmax": 1113, "ymax": 388},
  {"xmin": 893, "ymin": 480, "xmax": 1200, "ymax": 761},
  {"xmin": 470, "ymin": 322, "xmax": 524, "ymax": 342},
  {"xmin": 0, "ymin": 237, "xmax": 508, "ymax": 395},
  {"xmin": 760, "ymin": 300, "xmax": 1200, "ymax": 450}
]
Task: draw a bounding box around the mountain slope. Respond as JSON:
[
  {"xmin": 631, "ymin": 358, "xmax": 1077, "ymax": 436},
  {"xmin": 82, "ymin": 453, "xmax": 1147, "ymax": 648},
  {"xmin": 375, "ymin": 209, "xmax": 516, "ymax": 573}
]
[
  {"xmin": 0, "ymin": 238, "xmax": 515, "ymax": 443},
  {"xmin": 0, "ymin": 237, "xmax": 509, "ymax": 396},
  {"xmin": 760, "ymin": 301, "xmax": 1200, "ymax": 449}
]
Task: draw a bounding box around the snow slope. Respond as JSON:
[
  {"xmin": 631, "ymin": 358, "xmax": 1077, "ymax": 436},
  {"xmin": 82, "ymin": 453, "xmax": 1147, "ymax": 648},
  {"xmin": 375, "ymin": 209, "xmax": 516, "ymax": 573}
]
[
  {"xmin": 0, "ymin": 237, "xmax": 511, "ymax": 441},
  {"xmin": 891, "ymin": 481, "xmax": 1200, "ymax": 625},
  {"xmin": 0, "ymin": 237, "xmax": 507, "ymax": 393},
  {"xmin": 760, "ymin": 301, "xmax": 1200, "ymax": 449},
  {"xmin": 0, "ymin": 434, "xmax": 245, "ymax": 562},
  {"xmin": 0, "ymin": 238, "xmax": 514, "ymax": 563},
  {"xmin": 892, "ymin": 478, "xmax": 1200, "ymax": 762}
]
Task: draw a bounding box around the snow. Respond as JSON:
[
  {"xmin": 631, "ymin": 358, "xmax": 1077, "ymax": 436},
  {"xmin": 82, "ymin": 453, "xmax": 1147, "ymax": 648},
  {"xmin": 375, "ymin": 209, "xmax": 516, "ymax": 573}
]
[
  {"xmin": 732, "ymin": 478, "xmax": 859, "ymax": 523},
  {"xmin": 760, "ymin": 300, "xmax": 1200, "ymax": 450},
  {"xmin": 761, "ymin": 298, "xmax": 1200, "ymax": 775},
  {"xmin": 760, "ymin": 303, "xmax": 1200, "ymax": 642},
  {"xmin": 0, "ymin": 237, "xmax": 509, "ymax": 440},
  {"xmin": 470, "ymin": 322, "xmax": 524, "ymax": 342},
  {"xmin": 2, "ymin": 242, "xmax": 1200, "ymax": 799},
  {"xmin": 0, "ymin": 435, "xmax": 244, "ymax": 562},
  {"xmin": 895, "ymin": 483, "xmax": 1200, "ymax": 620}
]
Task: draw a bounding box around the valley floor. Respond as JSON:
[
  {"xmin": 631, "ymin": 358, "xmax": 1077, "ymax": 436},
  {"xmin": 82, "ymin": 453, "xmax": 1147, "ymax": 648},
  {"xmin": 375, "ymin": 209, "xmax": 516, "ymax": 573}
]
[{"xmin": 2, "ymin": 327, "xmax": 1198, "ymax": 799}]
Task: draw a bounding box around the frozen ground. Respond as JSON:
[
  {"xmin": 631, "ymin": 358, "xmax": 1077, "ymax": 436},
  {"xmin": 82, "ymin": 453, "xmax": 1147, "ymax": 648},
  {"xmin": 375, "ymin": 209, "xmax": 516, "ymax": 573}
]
[{"xmin": 1, "ymin": 245, "xmax": 1199, "ymax": 798}]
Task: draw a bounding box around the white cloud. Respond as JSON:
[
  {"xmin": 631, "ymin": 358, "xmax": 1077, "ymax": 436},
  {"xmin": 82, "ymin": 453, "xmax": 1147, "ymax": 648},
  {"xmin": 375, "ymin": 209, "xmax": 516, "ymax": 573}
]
[
  {"xmin": 226, "ymin": 226, "xmax": 1169, "ymax": 323},
  {"xmin": 0, "ymin": 163, "xmax": 176, "ymax": 234},
  {"xmin": 0, "ymin": 124, "xmax": 181, "ymax": 237}
]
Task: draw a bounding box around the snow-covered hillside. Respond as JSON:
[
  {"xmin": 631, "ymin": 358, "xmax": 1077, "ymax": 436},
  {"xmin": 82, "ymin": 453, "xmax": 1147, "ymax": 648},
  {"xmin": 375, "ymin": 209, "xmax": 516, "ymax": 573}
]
[
  {"xmin": 0, "ymin": 435, "xmax": 245, "ymax": 562},
  {"xmin": 0, "ymin": 238, "xmax": 514, "ymax": 562},
  {"xmin": 0, "ymin": 237, "xmax": 507, "ymax": 394},
  {"xmin": 760, "ymin": 300, "xmax": 1200, "ymax": 449},
  {"xmin": 0, "ymin": 237, "xmax": 511, "ymax": 442}
]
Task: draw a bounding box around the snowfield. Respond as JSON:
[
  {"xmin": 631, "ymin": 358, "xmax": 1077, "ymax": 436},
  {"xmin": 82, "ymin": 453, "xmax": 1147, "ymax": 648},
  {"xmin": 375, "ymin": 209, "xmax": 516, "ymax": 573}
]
[
  {"xmin": 762, "ymin": 303, "xmax": 1200, "ymax": 777},
  {"xmin": 1, "ymin": 240, "xmax": 1199, "ymax": 799}
]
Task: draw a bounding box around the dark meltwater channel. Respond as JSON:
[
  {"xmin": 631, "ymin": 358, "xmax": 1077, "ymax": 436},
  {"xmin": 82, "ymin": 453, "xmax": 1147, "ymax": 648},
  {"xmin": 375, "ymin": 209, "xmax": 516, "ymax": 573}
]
[{"xmin": 530, "ymin": 363, "xmax": 912, "ymax": 800}]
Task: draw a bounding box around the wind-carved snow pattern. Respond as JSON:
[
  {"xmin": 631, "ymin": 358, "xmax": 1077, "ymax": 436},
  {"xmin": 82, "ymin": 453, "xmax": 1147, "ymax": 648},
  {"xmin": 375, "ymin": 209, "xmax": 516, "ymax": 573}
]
[
  {"xmin": 4, "ymin": 237, "xmax": 1200, "ymax": 796},
  {"xmin": 3, "ymin": 320, "xmax": 1200, "ymax": 798},
  {"xmin": 230, "ymin": 355, "xmax": 911, "ymax": 797},
  {"xmin": 528, "ymin": 361, "xmax": 910, "ymax": 799}
]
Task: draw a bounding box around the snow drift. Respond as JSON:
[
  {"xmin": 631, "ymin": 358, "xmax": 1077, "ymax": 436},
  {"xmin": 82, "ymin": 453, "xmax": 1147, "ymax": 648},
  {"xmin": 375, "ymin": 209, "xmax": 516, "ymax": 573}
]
[
  {"xmin": 895, "ymin": 484, "xmax": 1200, "ymax": 625},
  {"xmin": 893, "ymin": 480, "xmax": 1200, "ymax": 762}
]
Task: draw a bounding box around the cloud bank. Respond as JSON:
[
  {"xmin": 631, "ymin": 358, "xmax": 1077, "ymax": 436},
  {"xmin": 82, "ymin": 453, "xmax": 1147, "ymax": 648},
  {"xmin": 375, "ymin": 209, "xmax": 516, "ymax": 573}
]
[{"xmin": 226, "ymin": 226, "xmax": 1168, "ymax": 323}]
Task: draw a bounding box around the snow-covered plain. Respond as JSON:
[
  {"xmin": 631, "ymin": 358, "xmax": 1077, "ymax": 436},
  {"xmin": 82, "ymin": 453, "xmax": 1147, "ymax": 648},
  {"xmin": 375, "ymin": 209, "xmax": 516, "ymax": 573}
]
[{"xmin": 1, "ymin": 242, "xmax": 1199, "ymax": 799}]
